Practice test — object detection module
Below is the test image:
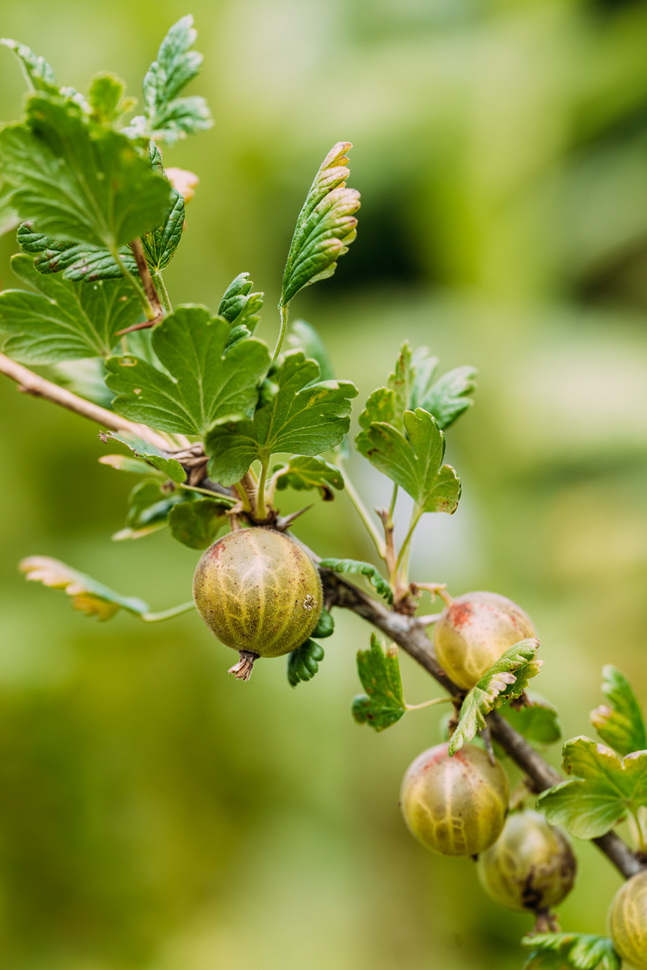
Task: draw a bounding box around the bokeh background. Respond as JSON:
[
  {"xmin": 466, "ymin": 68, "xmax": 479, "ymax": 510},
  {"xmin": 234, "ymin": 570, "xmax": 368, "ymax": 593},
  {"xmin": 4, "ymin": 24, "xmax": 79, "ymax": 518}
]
[{"xmin": 1, "ymin": 0, "xmax": 647, "ymax": 967}]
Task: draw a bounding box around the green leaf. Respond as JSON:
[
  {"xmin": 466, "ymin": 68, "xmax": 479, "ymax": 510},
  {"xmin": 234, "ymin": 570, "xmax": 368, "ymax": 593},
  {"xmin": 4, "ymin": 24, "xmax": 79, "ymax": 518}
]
[
  {"xmin": 317, "ymin": 558, "xmax": 393, "ymax": 604},
  {"xmin": 168, "ymin": 498, "xmax": 228, "ymax": 549},
  {"xmin": 125, "ymin": 15, "xmax": 212, "ymax": 144},
  {"xmin": 500, "ymin": 692, "xmax": 562, "ymax": 746},
  {"xmin": 387, "ymin": 342, "xmax": 415, "ymax": 431},
  {"xmin": 218, "ymin": 272, "xmax": 263, "ymax": 334},
  {"xmin": 1, "ymin": 37, "xmax": 58, "ymax": 93},
  {"xmin": 537, "ymin": 736, "xmax": 647, "ymax": 839},
  {"xmin": 590, "ymin": 665, "xmax": 647, "ymax": 756},
  {"xmin": 0, "ymin": 95, "xmax": 171, "ymax": 250},
  {"xmin": 0, "ymin": 254, "xmax": 142, "ymax": 363},
  {"xmin": 17, "ymin": 224, "xmax": 137, "ymax": 281},
  {"xmin": 17, "ymin": 150, "xmax": 184, "ymax": 280},
  {"xmin": 352, "ymin": 635, "xmax": 406, "ymax": 731},
  {"xmin": 206, "ymin": 351, "xmax": 357, "ymax": 485},
  {"xmin": 356, "ymin": 407, "xmax": 461, "ymax": 513},
  {"xmin": 106, "ymin": 305, "xmax": 271, "ymax": 438},
  {"xmin": 0, "ymin": 180, "xmax": 19, "ymax": 237},
  {"xmin": 99, "ymin": 454, "xmax": 160, "ymax": 476},
  {"xmin": 358, "ymin": 387, "xmax": 396, "ymax": 429},
  {"xmin": 521, "ymin": 933, "xmax": 621, "ymax": 970},
  {"xmin": 287, "ymin": 320, "xmax": 335, "ymax": 381},
  {"xmin": 280, "ymin": 142, "xmax": 360, "ymax": 306},
  {"xmin": 98, "ymin": 431, "xmax": 186, "ymax": 483},
  {"xmin": 88, "ymin": 72, "xmax": 128, "ymax": 124},
  {"xmin": 410, "ymin": 348, "xmax": 476, "ymax": 430},
  {"xmin": 311, "ymin": 609, "xmax": 335, "ymax": 639},
  {"xmin": 19, "ymin": 555, "xmax": 149, "ymax": 620},
  {"xmin": 123, "ymin": 480, "xmax": 185, "ymax": 533},
  {"xmin": 448, "ymin": 639, "xmax": 542, "ymax": 755},
  {"xmin": 140, "ymin": 185, "xmax": 185, "ymax": 273},
  {"xmin": 273, "ymin": 456, "xmax": 344, "ymax": 499},
  {"xmin": 287, "ymin": 639, "xmax": 325, "ymax": 686}
]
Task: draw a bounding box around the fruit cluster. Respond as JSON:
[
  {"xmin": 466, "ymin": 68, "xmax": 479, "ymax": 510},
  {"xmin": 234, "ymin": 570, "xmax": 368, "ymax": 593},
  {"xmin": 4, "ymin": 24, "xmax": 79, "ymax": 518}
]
[{"xmin": 193, "ymin": 530, "xmax": 646, "ymax": 962}]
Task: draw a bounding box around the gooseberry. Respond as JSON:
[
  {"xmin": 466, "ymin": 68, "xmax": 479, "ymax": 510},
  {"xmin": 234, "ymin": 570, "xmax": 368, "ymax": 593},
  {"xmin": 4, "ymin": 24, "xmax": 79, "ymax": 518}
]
[
  {"xmin": 400, "ymin": 742, "xmax": 509, "ymax": 856},
  {"xmin": 434, "ymin": 591, "xmax": 537, "ymax": 690},
  {"xmin": 193, "ymin": 528, "xmax": 323, "ymax": 679},
  {"xmin": 609, "ymin": 869, "xmax": 647, "ymax": 970},
  {"xmin": 477, "ymin": 809, "xmax": 576, "ymax": 913}
]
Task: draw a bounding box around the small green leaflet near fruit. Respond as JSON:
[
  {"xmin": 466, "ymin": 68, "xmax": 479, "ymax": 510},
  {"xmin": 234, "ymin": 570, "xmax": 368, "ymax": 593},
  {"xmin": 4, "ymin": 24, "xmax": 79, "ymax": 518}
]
[
  {"xmin": 106, "ymin": 305, "xmax": 271, "ymax": 438},
  {"xmin": 448, "ymin": 639, "xmax": 542, "ymax": 755},
  {"xmin": 273, "ymin": 456, "xmax": 344, "ymax": 500},
  {"xmin": 206, "ymin": 351, "xmax": 357, "ymax": 485},
  {"xmin": 99, "ymin": 431, "xmax": 186, "ymax": 484},
  {"xmin": 521, "ymin": 933, "xmax": 621, "ymax": 970},
  {"xmin": 287, "ymin": 640, "xmax": 325, "ymax": 687},
  {"xmin": 19, "ymin": 556, "xmax": 149, "ymax": 620},
  {"xmin": 318, "ymin": 558, "xmax": 393, "ymax": 604},
  {"xmin": 280, "ymin": 142, "xmax": 360, "ymax": 307},
  {"xmin": 500, "ymin": 691, "xmax": 562, "ymax": 746},
  {"xmin": 590, "ymin": 665, "xmax": 647, "ymax": 757},
  {"xmin": 537, "ymin": 736, "xmax": 647, "ymax": 839},
  {"xmin": 168, "ymin": 499, "xmax": 229, "ymax": 549},
  {"xmin": 352, "ymin": 635, "xmax": 406, "ymax": 731}
]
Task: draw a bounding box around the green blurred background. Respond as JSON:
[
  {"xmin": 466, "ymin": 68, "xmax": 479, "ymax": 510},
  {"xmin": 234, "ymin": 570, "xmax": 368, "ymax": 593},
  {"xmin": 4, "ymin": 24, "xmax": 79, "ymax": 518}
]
[{"xmin": 1, "ymin": 0, "xmax": 647, "ymax": 967}]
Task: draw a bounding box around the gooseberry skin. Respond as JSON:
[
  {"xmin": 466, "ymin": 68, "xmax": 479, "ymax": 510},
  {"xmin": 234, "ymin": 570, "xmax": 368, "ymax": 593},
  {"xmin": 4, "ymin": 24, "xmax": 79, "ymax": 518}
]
[
  {"xmin": 477, "ymin": 810, "xmax": 576, "ymax": 913},
  {"xmin": 193, "ymin": 528, "xmax": 323, "ymax": 659},
  {"xmin": 434, "ymin": 591, "xmax": 537, "ymax": 690},
  {"xmin": 609, "ymin": 870, "xmax": 647, "ymax": 970},
  {"xmin": 400, "ymin": 742, "xmax": 509, "ymax": 857}
]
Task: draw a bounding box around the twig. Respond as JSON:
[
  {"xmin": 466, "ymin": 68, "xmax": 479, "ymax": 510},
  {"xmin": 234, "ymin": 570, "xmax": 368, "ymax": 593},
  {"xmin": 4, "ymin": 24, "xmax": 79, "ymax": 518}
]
[
  {"xmin": 320, "ymin": 568, "xmax": 645, "ymax": 881},
  {"xmin": 3, "ymin": 356, "xmax": 643, "ymax": 881},
  {"xmin": 0, "ymin": 352, "xmax": 171, "ymax": 451}
]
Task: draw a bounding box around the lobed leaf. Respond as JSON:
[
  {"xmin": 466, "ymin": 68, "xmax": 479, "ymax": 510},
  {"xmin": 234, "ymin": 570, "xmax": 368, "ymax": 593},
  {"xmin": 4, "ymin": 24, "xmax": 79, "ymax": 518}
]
[
  {"xmin": 0, "ymin": 254, "xmax": 142, "ymax": 363},
  {"xmin": 537, "ymin": 736, "xmax": 647, "ymax": 839},
  {"xmin": 352, "ymin": 635, "xmax": 406, "ymax": 731},
  {"xmin": 318, "ymin": 558, "xmax": 393, "ymax": 604},
  {"xmin": 311, "ymin": 609, "xmax": 335, "ymax": 639},
  {"xmin": 500, "ymin": 691, "xmax": 561, "ymax": 746},
  {"xmin": 218, "ymin": 273, "xmax": 263, "ymax": 330},
  {"xmin": 410, "ymin": 347, "xmax": 476, "ymax": 430},
  {"xmin": 125, "ymin": 15, "xmax": 212, "ymax": 144},
  {"xmin": 1, "ymin": 37, "xmax": 58, "ymax": 94},
  {"xmin": 287, "ymin": 320, "xmax": 335, "ymax": 381},
  {"xmin": 99, "ymin": 431, "xmax": 186, "ymax": 483},
  {"xmin": 522, "ymin": 933, "xmax": 621, "ymax": 970},
  {"xmin": 19, "ymin": 556, "xmax": 149, "ymax": 620},
  {"xmin": 88, "ymin": 73, "xmax": 130, "ymax": 125},
  {"xmin": 17, "ymin": 224, "xmax": 137, "ymax": 281},
  {"xmin": 590, "ymin": 665, "xmax": 647, "ymax": 756},
  {"xmin": 168, "ymin": 499, "xmax": 228, "ymax": 549},
  {"xmin": 356, "ymin": 407, "xmax": 461, "ymax": 513},
  {"xmin": 280, "ymin": 142, "xmax": 360, "ymax": 306},
  {"xmin": 119, "ymin": 480, "xmax": 186, "ymax": 539},
  {"xmin": 0, "ymin": 96, "xmax": 171, "ymax": 250},
  {"xmin": 273, "ymin": 456, "xmax": 344, "ymax": 500},
  {"xmin": 448, "ymin": 639, "xmax": 542, "ymax": 755},
  {"xmin": 287, "ymin": 639, "xmax": 325, "ymax": 687},
  {"xmin": 106, "ymin": 305, "xmax": 271, "ymax": 438},
  {"xmin": 206, "ymin": 351, "xmax": 357, "ymax": 485}
]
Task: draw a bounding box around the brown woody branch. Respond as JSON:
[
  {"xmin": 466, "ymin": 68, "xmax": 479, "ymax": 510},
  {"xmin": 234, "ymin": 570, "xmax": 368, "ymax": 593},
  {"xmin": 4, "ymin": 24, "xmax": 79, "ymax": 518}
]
[
  {"xmin": 321, "ymin": 569, "xmax": 645, "ymax": 880},
  {"xmin": 0, "ymin": 355, "xmax": 643, "ymax": 880}
]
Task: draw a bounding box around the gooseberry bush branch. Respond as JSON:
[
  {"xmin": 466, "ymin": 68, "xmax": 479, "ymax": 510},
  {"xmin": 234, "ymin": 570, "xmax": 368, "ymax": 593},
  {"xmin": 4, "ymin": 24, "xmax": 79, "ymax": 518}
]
[{"xmin": 1, "ymin": 18, "xmax": 646, "ymax": 970}]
